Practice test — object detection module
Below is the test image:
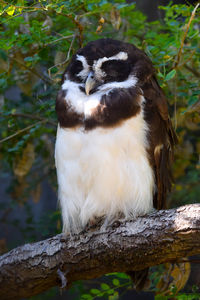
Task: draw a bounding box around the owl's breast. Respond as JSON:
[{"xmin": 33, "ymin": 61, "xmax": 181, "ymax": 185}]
[
  {"xmin": 56, "ymin": 76, "xmax": 142, "ymax": 130},
  {"xmin": 55, "ymin": 103, "xmax": 155, "ymax": 233}
]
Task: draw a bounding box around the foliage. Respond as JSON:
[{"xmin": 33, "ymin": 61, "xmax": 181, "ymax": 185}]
[
  {"xmin": 0, "ymin": 0, "xmax": 199, "ymax": 299},
  {"xmin": 79, "ymin": 273, "xmax": 131, "ymax": 300}
]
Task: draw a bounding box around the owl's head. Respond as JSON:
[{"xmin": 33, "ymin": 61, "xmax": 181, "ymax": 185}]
[
  {"xmin": 57, "ymin": 39, "xmax": 155, "ymax": 129},
  {"xmin": 63, "ymin": 39, "xmax": 153, "ymax": 95}
]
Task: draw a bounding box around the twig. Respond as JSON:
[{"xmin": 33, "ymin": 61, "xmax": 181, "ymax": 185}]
[
  {"xmin": 9, "ymin": 56, "xmax": 52, "ymax": 85},
  {"xmin": 0, "ymin": 120, "xmax": 45, "ymax": 144},
  {"xmin": 173, "ymin": 76, "xmax": 177, "ymax": 131},
  {"xmin": 66, "ymin": 34, "xmax": 76, "ymax": 61},
  {"xmin": 178, "ymin": 50, "xmax": 195, "ymax": 68},
  {"xmin": 173, "ymin": 3, "xmax": 200, "ymax": 69},
  {"xmin": 9, "ymin": 112, "xmax": 56, "ymax": 126},
  {"xmin": 44, "ymin": 35, "xmax": 75, "ymax": 47},
  {"xmin": 55, "ymin": 12, "xmax": 83, "ymax": 47},
  {"xmin": 184, "ymin": 64, "xmax": 200, "ymax": 78},
  {"xmin": 0, "ymin": 1, "xmax": 47, "ymax": 23},
  {"xmin": 74, "ymin": 15, "xmax": 83, "ymax": 47},
  {"xmin": 77, "ymin": 11, "xmax": 99, "ymax": 19},
  {"xmin": 0, "ymin": 1, "xmax": 47, "ymax": 11},
  {"xmin": 48, "ymin": 34, "xmax": 76, "ymax": 79}
]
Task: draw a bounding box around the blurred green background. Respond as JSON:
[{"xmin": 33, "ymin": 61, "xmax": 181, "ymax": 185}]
[{"xmin": 0, "ymin": 0, "xmax": 199, "ymax": 299}]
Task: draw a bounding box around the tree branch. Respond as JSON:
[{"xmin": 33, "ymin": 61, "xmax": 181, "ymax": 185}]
[
  {"xmin": 0, "ymin": 204, "xmax": 200, "ymax": 300},
  {"xmin": 173, "ymin": 3, "xmax": 199, "ymax": 69},
  {"xmin": 0, "ymin": 120, "xmax": 46, "ymax": 144}
]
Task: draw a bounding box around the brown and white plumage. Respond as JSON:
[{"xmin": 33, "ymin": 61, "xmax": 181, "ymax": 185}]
[
  {"xmin": 55, "ymin": 39, "xmax": 177, "ymax": 234},
  {"xmin": 55, "ymin": 38, "xmax": 177, "ymax": 290}
]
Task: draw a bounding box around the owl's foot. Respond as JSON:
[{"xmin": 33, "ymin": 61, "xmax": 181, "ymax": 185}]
[
  {"xmin": 57, "ymin": 268, "xmax": 68, "ymax": 289},
  {"xmin": 85, "ymin": 216, "xmax": 104, "ymax": 231},
  {"xmin": 127, "ymin": 268, "xmax": 151, "ymax": 291}
]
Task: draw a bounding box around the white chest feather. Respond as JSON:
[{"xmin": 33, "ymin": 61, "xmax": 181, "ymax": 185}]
[
  {"xmin": 62, "ymin": 75, "xmax": 137, "ymax": 118},
  {"xmin": 55, "ymin": 104, "xmax": 155, "ymax": 233}
]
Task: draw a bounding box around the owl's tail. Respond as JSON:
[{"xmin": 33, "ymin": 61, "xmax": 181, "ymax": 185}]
[{"xmin": 126, "ymin": 268, "xmax": 150, "ymax": 291}]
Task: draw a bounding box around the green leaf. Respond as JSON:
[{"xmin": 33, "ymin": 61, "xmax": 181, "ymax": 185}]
[
  {"xmin": 81, "ymin": 294, "xmax": 93, "ymax": 300},
  {"xmin": 0, "ymin": 49, "xmax": 7, "ymax": 61},
  {"xmin": 155, "ymin": 295, "xmax": 168, "ymax": 300},
  {"xmin": 158, "ymin": 71, "xmax": 164, "ymax": 78},
  {"xmin": 90, "ymin": 289, "xmax": 100, "ymax": 295},
  {"xmin": 107, "ymin": 289, "xmax": 114, "ymax": 295},
  {"xmin": 109, "ymin": 291, "xmax": 119, "ymax": 300},
  {"xmin": 114, "ymin": 272, "xmax": 130, "ymax": 279},
  {"xmin": 165, "ymin": 69, "xmax": 176, "ymax": 81},
  {"xmin": 112, "ymin": 279, "xmax": 120, "ymax": 286},
  {"xmin": 192, "ymin": 90, "xmax": 200, "ymax": 95},
  {"xmin": 101, "ymin": 283, "xmax": 110, "ymax": 290},
  {"xmin": 188, "ymin": 95, "xmax": 198, "ymax": 106},
  {"xmin": 6, "ymin": 5, "xmax": 15, "ymax": 16},
  {"xmin": 24, "ymin": 56, "xmax": 34, "ymax": 62}
]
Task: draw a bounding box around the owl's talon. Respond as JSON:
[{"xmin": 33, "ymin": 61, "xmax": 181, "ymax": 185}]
[
  {"xmin": 57, "ymin": 269, "xmax": 68, "ymax": 289},
  {"xmin": 111, "ymin": 220, "xmax": 121, "ymax": 228}
]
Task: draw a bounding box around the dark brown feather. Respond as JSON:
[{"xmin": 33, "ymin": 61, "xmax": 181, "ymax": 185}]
[
  {"xmin": 56, "ymin": 86, "xmax": 142, "ymax": 130},
  {"xmin": 142, "ymin": 76, "xmax": 178, "ymax": 209},
  {"xmin": 56, "ymin": 89, "xmax": 83, "ymax": 128}
]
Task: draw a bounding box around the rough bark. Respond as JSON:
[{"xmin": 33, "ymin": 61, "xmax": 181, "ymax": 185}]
[{"xmin": 0, "ymin": 204, "xmax": 200, "ymax": 300}]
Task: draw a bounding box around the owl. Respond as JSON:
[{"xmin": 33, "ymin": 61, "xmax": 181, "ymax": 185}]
[{"xmin": 55, "ymin": 38, "xmax": 177, "ymax": 235}]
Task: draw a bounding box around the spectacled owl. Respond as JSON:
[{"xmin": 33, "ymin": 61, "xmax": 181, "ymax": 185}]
[{"xmin": 55, "ymin": 39, "xmax": 177, "ymax": 287}]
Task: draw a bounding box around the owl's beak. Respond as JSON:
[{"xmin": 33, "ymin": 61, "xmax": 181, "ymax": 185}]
[{"xmin": 85, "ymin": 72, "xmax": 96, "ymax": 96}]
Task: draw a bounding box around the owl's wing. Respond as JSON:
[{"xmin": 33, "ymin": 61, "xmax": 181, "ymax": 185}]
[{"xmin": 142, "ymin": 75, "xmax": 178, "ymax": 210}]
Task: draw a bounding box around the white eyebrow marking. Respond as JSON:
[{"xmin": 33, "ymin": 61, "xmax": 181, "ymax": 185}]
[
  {"xmin": 93, "ymin": 51, "xmax": 128, "ymax": 79},
  {"xmin": 97, "ymin": 74, "xmax": 137, "ymax": 93},
  {"xmin": 76, "ymin": 55, "xmax": 90, "ymax": 79}
]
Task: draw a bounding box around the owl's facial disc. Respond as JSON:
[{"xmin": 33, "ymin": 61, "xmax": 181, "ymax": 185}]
[{"xmin": 66, "ymin": 49, "xmax": 132, "ymax": 95}]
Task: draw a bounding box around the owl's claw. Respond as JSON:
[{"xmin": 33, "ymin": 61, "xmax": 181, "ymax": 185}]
[{"xmin": 57, "ymin": 268, "xmax": 68, "ymax": 289}]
